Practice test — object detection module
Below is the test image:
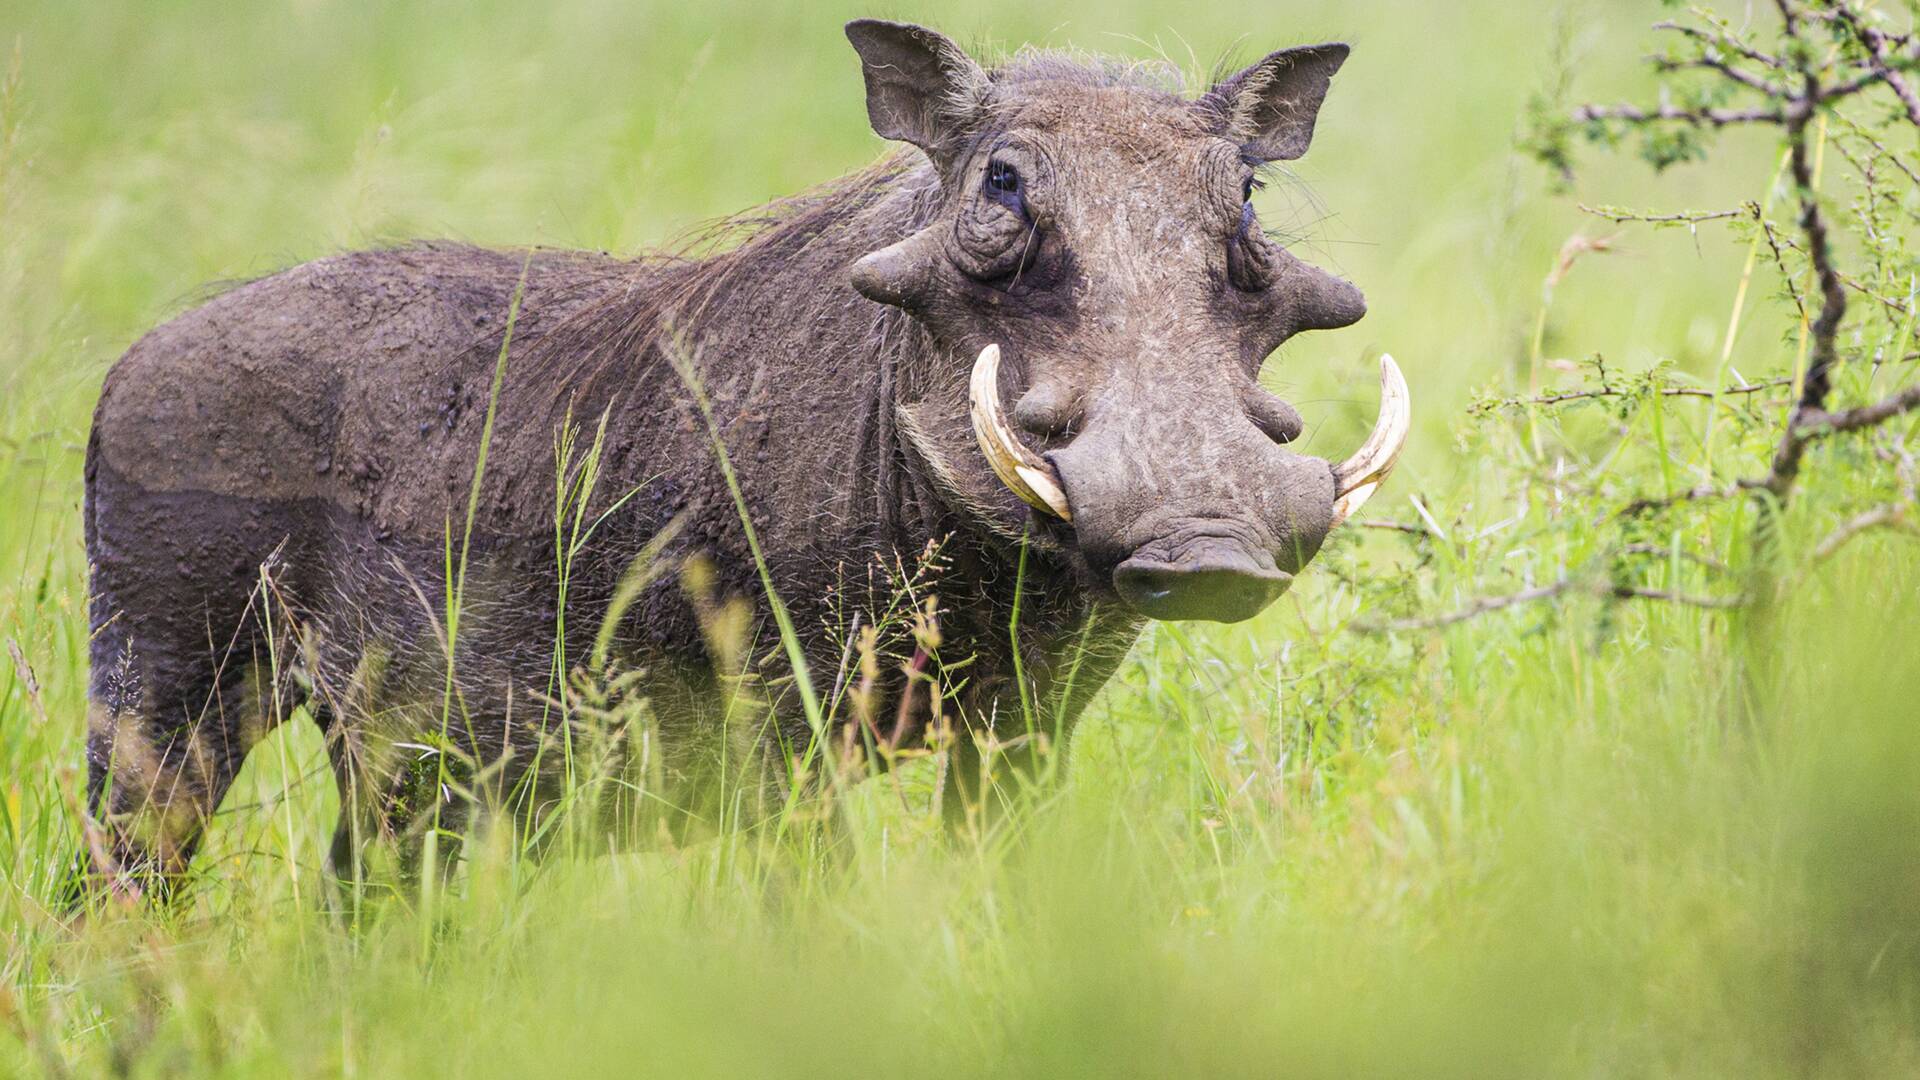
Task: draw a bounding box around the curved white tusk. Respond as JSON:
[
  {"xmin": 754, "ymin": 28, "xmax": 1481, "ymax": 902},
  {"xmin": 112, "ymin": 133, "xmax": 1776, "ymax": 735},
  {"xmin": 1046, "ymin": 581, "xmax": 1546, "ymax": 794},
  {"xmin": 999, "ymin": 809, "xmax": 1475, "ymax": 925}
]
[
  {"xmin": 969, "ymin": 344, "xmax": 1072, "ymax": 521},
  {"xmin": 1330, "ymin": 354, "xmax": 1411, "ymax": 527}
]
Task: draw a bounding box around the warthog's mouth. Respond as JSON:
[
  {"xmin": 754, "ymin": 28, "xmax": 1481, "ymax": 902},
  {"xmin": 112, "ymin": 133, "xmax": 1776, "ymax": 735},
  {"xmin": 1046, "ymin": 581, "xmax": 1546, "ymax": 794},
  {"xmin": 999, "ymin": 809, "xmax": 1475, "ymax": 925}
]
[
  {"xmin": 969, "ymin": 344, "xmax": 1412, "ymax": 621},
  {"xmin": 1114, "ymin": 541, "xmax": 1293, "ymax": 623}
]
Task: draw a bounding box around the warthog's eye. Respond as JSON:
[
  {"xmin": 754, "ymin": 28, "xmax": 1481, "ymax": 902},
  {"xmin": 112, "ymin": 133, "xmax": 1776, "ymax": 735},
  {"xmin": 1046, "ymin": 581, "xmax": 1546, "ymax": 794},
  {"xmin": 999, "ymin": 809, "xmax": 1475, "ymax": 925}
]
[
  {"xmin": 1228, "ymin": 176, "xmax": 1274, "ymax": 293},
  {"xmin": 983, "ymin": 159, "xmax": 1031, "ymax": 224},
  {"xmin": 1239, "ymin": 174, "xmax": 1266, "ymax": 222},
  {"xmin": 957, "ymin": 155, "xmax": 1041, "ymax": 287}
]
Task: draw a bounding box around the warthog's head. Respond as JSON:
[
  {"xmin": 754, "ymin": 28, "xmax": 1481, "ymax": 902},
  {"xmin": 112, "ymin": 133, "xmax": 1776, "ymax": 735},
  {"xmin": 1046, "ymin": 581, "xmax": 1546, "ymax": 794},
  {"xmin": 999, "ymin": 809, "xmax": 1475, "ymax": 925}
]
[{"xmin": 846, "ymin": 20, "xmax": 1408, "ymax": 622}]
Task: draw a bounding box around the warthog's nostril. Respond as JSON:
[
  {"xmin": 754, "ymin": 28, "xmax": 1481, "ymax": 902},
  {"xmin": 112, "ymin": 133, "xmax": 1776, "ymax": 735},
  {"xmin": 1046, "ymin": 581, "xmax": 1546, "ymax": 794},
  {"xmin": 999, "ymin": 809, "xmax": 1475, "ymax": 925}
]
[{"xmin": 1113, "ymin": 557, "xmax": 1293, "ymax": 623}]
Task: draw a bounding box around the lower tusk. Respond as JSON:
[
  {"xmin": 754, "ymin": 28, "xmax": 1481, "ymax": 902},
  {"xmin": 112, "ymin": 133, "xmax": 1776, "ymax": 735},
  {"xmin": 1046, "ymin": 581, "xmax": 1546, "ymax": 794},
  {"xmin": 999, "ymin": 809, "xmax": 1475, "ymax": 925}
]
[
  {"xmin": 1330, "ymin": 355, "xmax": 1411, "ymax": 527},
  {"xmin": 969, "ymin": 344, "xmax": 1072, "ymax": 521}
]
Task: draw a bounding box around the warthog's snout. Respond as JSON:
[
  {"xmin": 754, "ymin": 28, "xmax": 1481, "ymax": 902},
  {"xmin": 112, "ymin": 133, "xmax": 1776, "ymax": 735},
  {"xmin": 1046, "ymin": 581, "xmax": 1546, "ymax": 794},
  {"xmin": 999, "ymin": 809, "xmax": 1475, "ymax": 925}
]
[{"xmin": 971, "ymin": 345, "xmax": 1411, "ymax": 623}]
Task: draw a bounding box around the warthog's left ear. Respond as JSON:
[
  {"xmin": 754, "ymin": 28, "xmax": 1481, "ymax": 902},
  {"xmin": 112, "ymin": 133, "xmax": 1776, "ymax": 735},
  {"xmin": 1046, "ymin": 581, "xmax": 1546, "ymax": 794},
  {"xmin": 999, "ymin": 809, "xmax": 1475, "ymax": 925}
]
[
  {"xmin": 845, "ymin": 19, "xmax": 990, "ymax": 172},
  {"xmin": 1199, "ymin": 44, "xmax": 1350, "ymax": 162}
]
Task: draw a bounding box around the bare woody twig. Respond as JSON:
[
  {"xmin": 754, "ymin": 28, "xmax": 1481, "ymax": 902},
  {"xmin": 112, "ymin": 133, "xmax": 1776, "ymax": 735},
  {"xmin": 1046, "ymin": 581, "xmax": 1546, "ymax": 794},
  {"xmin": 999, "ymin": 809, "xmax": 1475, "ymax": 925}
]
[
  {"xmin": 1809, "ymin": 502, "xmax": 1916, "ymax": 562},
  {"xmin": 1620, "ymin": 542, "xmax": 1732, "ymax": 574},
  {"xmin": 1651, "ymin": 19, "xmax": 1784, "ymax": 69},
  {"xmin": 1355, "ymin": 580, "xmax": 1572, "ymax": 632},
  {"xmin": 1609, "ymin": 584, "xmax": 1747, "ymax": 608},
  {"xmin": 1481, "ymin": 376, "xmax": 1792, "ymax": 411},
  {"xmin": 1359, "ymin": 519, "xmax": 1433, "ymax": 536},
  {"xmin": 1578, "ymin": 203, "xmax": 1749, "ymax": 224},
  {"xmin": 1652, "ymin": 54, "xmax": 1783, "ymax": 95},
  {"xmin": 1830, "ymin": 111, "xmax": 1920, "ymax": 189},
  {"xmin": 1354, "ymin": 577, "xmax": 1745, "ymax": 633},
  {"xmin": 1618, "ymin": 482, "xmax": 1749, "ymax": 518},
  {"xmin": 1784, "ymin": 78, "xmax": 1847, "ymax": 419},
  {"xmin": 1575, "ymin": 101, "xmax": 1784, "ymax": 126},
  {"xmin": 1765, "ymin": 383, "xmax": 1920, "ymax": 497},
  {"xmin": 1814, "ymin": 444, "xmax": 1920, "ymax": 560},
  {"xmin": 1760, "ymin": 226, "xmax": 1914, "ymax": 318}
]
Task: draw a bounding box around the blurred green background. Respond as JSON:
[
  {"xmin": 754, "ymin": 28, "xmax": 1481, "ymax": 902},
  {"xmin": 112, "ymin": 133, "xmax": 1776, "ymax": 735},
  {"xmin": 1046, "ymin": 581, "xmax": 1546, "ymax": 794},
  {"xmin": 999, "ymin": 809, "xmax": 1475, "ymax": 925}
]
[
  {"xmin": 3, "ymin": 1, "xmax": 1917, "ymax": 1076},
  {"xmin": 2, "ymin": 0, "xmax": 1778, "ymax": 441}
]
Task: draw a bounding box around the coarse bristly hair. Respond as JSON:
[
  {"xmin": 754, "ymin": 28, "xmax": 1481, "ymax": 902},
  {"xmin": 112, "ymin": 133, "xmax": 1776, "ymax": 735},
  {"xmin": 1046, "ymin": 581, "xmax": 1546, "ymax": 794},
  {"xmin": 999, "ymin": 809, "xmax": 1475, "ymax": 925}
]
[{"xmin": 516, "ymin": 154, "xmax": 926, "ymax": 417}]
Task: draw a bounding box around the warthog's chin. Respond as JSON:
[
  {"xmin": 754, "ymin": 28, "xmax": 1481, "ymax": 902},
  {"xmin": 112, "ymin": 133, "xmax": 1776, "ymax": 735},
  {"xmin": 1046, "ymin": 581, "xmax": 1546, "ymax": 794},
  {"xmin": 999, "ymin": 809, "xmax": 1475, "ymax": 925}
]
[{"xmin": 1113, "ymin": 538, "xmax": 1294, "ymax": 623}]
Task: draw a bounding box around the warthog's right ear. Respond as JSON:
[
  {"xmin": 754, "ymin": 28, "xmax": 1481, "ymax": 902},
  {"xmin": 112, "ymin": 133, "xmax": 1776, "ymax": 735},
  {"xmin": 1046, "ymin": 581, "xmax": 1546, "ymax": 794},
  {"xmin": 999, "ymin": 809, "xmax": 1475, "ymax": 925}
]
[
  {"xmin": 1199, "ymin": 44, "xmax": 1350, "ymax": 163},
  {"xmin": 845, "ymin": 19, "xmax": 989, "ymax": 172}
]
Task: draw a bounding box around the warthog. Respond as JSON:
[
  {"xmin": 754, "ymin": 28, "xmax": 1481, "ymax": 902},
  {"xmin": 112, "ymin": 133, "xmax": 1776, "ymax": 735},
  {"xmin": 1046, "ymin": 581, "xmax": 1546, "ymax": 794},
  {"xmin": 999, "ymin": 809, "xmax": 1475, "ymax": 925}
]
[{"xmin": 77, "ymin": 20, "xmax": 1406, "ymax": 894}]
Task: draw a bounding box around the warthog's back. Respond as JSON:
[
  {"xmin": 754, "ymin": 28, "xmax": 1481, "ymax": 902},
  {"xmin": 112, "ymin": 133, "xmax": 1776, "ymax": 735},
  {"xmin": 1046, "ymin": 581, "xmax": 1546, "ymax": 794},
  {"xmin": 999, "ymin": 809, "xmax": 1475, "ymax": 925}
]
[{"xmin": 91, "ymin": 244, "xmax": 632, "ymax": 538}]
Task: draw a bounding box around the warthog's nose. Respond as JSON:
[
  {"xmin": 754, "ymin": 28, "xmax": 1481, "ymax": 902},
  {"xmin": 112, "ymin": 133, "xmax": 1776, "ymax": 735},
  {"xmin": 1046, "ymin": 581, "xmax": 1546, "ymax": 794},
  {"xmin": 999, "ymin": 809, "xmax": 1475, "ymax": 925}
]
[{"xmin": 1113, "ymin": 547, "xmax": 1293, "ymax": 623}]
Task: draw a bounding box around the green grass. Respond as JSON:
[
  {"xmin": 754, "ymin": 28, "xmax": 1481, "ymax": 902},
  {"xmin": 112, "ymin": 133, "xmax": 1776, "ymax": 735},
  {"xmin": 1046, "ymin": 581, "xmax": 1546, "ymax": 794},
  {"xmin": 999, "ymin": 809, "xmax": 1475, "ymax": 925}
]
[{"xmin": 4, "ymin": 0, "xmax": 1920, "ymax": 1075}]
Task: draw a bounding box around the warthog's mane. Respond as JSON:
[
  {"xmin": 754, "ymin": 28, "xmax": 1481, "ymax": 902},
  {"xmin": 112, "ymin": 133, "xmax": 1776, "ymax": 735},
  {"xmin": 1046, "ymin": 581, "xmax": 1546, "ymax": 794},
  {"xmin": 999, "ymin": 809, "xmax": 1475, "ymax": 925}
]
[
  {"xmin": 526, "ymin": 48, "xmax": 1213, "ymax": 378},
  {"xmin": 990, "ymin": 45, "xmax": 1194, "ymax": 97},
  {"xmin": 516, "ymin": 150, "xmax": 932, "ymax": 419},
  {"xmin": 514, "ymin": 47, "xmax": 1220, "ymax": 417}
]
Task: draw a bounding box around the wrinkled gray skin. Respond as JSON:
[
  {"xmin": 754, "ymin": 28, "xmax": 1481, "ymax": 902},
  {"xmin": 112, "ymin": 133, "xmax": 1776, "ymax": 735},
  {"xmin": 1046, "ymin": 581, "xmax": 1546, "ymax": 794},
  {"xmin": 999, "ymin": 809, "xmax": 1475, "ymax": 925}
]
[{"xmin": 77, "ymin": 20, "xmax": 1364, "ymax": 895}]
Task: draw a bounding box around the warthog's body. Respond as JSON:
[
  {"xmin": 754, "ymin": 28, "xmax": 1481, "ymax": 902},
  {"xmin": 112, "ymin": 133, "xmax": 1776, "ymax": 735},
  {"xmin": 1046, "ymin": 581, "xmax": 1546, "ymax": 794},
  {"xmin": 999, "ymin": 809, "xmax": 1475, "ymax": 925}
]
[
  {"xmin": 88, "ymin": 231, "xmax": 1120, "ymax": 874},
  {"xmin": 80, "ymin": 22, "xmax": 1394, "ymax": 892}
]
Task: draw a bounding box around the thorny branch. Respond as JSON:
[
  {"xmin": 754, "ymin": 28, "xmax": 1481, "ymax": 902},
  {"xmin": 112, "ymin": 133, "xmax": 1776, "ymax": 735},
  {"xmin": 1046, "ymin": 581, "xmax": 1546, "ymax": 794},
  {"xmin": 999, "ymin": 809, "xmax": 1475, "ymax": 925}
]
[
  {"xmin": 1784, "ymin": 74, "xmax": 1848, "ymax": 418},
  {"xmin": 1371, "ymin": 0, "xmax": 1920, "ymax": 634},
  {"xmin": 1354, "ymin": 576, "xmax": 1745, "ymax": 634},
  {"xmin": 1809, "ymin": 447, "xmax": 1919, "ymax": 562},
  {"xmin": 1650, "ymin": 19, "xmax": 1784, "ymax": 70},
  {"xmin": 1478, "ymin": 375, "xmax": 1793, "ymax": 411},
  {"xmin": 1618, "ymin": 482, "xmax": 1750, "ymax": 518},
  {"xmin": 1756, "ymin": 225, "xmax": 1914, "ymax": 318},
  {"xmin": 1651, "ymin": 54, "xmax": 1784, "ymax": 96},
  {"xmin": 1359, "ymin": 518, "xmax": 1434, "ymax": 536},
  {"xmin": 1765, "ymin": 383, "xmax": 1920, "ymax": 496},
  {"xmin": 1834, "ymin": 5, "xmax": 1920, "ymax": 125},
  {"xmin": 1810, "ymin": 500, "xmax": 1917, "ymax": 560},
  {"xmin": 1578, "ymin": 202, "xmax": 1749, "ymax": 224},
  {"xmin": 1574, "ymin": 101, "xmax": 1785, "ymax": 126},
  {"xmin": 1569, "ymin": 0, "xmax": 1920, "ymax": 506}
]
